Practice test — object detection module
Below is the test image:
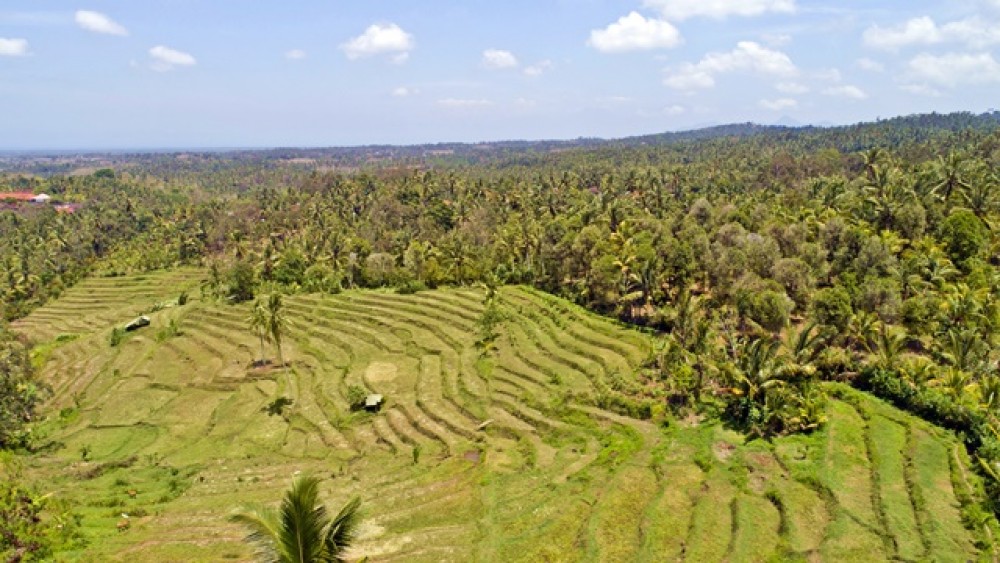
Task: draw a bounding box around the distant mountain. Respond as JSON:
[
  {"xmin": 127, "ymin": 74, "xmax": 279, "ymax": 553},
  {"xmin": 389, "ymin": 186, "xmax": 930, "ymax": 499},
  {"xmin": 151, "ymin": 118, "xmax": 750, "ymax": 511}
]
[{"xmin": 3, "ymin": 110, "xmax": 1000, "ymax": 175}]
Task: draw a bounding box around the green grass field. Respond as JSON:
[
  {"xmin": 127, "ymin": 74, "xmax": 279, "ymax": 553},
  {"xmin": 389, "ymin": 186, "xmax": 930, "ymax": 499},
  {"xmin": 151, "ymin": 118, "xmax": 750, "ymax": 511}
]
[{"xmin": 9, "ymin": 270, "xmax": 994, "ymax": 561}]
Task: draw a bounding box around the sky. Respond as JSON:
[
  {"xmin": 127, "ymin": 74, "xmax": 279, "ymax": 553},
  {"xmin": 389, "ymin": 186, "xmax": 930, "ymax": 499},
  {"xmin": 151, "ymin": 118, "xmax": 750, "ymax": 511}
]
[{"xmin": 1, "ymin": 1, "xmax": 1000, "ymax": 149}]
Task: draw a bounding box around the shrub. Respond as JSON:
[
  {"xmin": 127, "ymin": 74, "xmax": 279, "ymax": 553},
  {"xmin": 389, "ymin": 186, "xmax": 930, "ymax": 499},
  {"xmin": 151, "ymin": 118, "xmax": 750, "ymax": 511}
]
[
  {"xmin": 109, "ymin": 327, "xmax": 126, "ymax": 347},
  {"xmin": 940, "ymin": 210, "xmax": 989, "ymax": 269},
  {"xmin": 226, "ymin": 260, "xmax": 256, "ymax": 303},
  {"xmin": 737, "ymin": 289, "xmax": 793, "ymax": 333},
  {"xmin": 346, "ymin": 385, "xmax": 368, "ymax": 411},
  {"xmin": 811, "ymin": 286, "xmax": 853, "ymax": 332},
  {"xmin": 396, "ymin": 280, "xmax": 427, "ymax": 295}
]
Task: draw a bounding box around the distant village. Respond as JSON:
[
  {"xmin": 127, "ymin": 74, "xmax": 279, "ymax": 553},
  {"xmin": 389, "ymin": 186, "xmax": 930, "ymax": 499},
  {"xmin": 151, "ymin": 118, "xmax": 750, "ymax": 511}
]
[{"xmin": 0, "ymin": 191, "xmax": 78, "ymax": 213}]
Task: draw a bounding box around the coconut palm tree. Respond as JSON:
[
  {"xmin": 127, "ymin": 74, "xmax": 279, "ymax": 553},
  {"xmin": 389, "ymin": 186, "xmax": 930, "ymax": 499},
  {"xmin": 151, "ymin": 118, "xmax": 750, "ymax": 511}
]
[
  {"xmin": 249, "ymin": 297, "xmax": 271, "ymax": 365},
  {"xmin": 267, "ymin": 293, "xmax": 288, "ymax": 368},
  {"xmin": 230, "ymin": 475, "xmax": 362, "ymax": 563}
]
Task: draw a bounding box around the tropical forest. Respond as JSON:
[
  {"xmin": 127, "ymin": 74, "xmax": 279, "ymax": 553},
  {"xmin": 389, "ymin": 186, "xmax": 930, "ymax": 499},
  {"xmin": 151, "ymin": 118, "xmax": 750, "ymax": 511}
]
[{"xmin": 0, "ymin": 111, "xmax": 999, "ymax": 561}]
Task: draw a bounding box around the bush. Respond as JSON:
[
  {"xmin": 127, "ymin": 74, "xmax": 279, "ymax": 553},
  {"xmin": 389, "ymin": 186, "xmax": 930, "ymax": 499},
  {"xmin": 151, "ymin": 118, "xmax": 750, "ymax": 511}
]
[
  {"xmin": 109, "ymin": 327, "xmax": 126, "ymax": 347},
  {"xmin": 1, "ymin": 334, "xmax": 48, "ymax": 449},
  {"xmin": 346, "ymin": 385, "xmax": 368, "ymax": 411},
  {"xmin": 811, "ymin": 286, "xmax": 853, "ymax": 331},
  {"xmin": 226, "ymin": 260, "xmax": 256, "ymax": 303},
  {"xmin": 738, "ymin": 289, "xmax": 793, "ymax": 332},
  {"xmin": 940, "ymin": 210, "xmax": 990, "ymax": 269},
  {"xmin": 396, "ymin": 280, "xmax": 427, "ymax": 295}
]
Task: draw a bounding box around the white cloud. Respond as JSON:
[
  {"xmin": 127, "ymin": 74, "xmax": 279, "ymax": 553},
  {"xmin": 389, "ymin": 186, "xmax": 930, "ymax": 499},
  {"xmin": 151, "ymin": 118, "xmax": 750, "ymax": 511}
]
[
  {"xmin": 0, "ymin": 38, "xmax": 29, "ymax": 57},
  {"xmin": 341, "ymin": 23, "xmax": 414, "ymax": 61},
  {"xmin": 392, "ymin": 86, "xmax": 417, "ymax": 97},
  {"xmin": 775, "ymin": 81, "xmax": 808, "ymax": 94},
  {"xmin": 864, "ymin": 16, "xmax": 1000, "ymax": 51},
  {"xmin": 900, "ymin": 83, "xmax": 942, "ymax": 97},
  {"xmin": 761, "ymin": 33, "xmax": 792, "ymax": 47},
  {"xmin": 907, "ymin": 52, "xmax": 1000, "ymax": 85},
  {"xmin": 664, "ymin": 41, "xmax": 796, "ymax": 91},
  {"xmin": 437, "ymin": 98, "xmax": 493, "ymax": 108},
  {"xmin": 588, "ymin": 12, "xmax": 682, "ymax": 53},
  {"xmin": 149, "ymin": 45, "xmax": 196, "ymax": 71},
  {"xmin": 760, "ymin": 97, "xmax": 797, "ymax": 110},
  {"xmin": 75, "ymin": 10, "xmax": 128, "ymax": 36},
  {"xmin": 857, "ymin": 57, "xmax": 884, "ymax": 72},
  {"xmin": 664, "ymin": 104, "xmax": 686, "ymax": 115},
  {"xmin": 285, "ymin": 49, "xmax": 306, "ymax": 60},
  {"xmin": 863, "ymin": 16, "xmax": 939, "ymax": 51},
  {"xmin": 523, "ymin": 60, "xmax": 553, "ymax": 77},
  {"xmin": 940, "ymin": 17, "xmax": 1000, "ymax": 49},
  {"xmin": 822, "ymin": 85, "xmax": 867, "ymax": 99},
  {"xmin": 482, "ymin": 49, "xmax": 518, "ymax": 69},
  {"xmin": 814, "ymin": 68, "xmax": 841, "ymax": 82},
  {"xmin": 644, "ymin": 0, "xmax": 795, "ymax": 21}
]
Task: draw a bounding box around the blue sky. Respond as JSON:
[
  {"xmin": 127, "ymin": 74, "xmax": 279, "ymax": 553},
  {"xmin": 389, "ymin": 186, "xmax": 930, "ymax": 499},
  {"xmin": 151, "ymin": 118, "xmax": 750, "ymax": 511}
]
[{"xmin": 1, "ymin": 1, "xmax": 999, "ymax": 148}]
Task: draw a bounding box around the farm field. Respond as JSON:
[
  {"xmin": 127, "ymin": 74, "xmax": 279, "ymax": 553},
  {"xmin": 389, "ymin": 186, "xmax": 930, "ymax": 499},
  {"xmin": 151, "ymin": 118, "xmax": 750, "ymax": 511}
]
[{"xmin": 11, "ymin": 269, "xmax": 993, "ymax": 561}]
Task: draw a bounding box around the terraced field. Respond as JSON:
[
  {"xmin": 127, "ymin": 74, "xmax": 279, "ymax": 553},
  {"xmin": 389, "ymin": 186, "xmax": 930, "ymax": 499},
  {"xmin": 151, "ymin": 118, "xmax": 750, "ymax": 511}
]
[{"xmin": 11, "ymin": 272, "xmax": 994, "ymax": 561}]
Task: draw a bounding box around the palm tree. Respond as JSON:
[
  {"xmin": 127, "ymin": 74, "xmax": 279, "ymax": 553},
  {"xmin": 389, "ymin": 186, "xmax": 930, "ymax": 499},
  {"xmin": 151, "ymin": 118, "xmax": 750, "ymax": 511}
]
[
  {"xmin": 873, "ymin": 324, "xmax": 908, "ymax": 371},
  {"xmin": 249, "ymin": 297, "xmax": 271, "ymax": 365},
  {"xmin": 231, "ymin": 475, "xmax": 362, "ymax": 563},
  {"xmin": 267, "ymin": 293, "xmax": 288, "ymax": 368}
]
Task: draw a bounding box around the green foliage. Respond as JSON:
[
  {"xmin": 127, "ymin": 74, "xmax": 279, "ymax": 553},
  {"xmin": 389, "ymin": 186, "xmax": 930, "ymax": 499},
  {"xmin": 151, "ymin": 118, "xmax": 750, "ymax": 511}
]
[
  {"xmin": 737, "ymin": 289, "xmax": 793, "ymax": 333},
  {"xmin": 811, "ymin": 286, "xmax": 853, "ymax": 332},
  {"xmin": 0, "ymin": 474, "xmax": 84, "ymax": 560},
  {"xmin": 230, "ymin": 475, "xmax": 361, "ymax": 563},
  {"xmin": 0, "ymin": 332, "xmax": 48, "ymax": 449},
  {"xmin": 226, "ymin": 260, "xmax": 256, "ymax": 303},
  {"xmin": 155, "ymin": 319, "xmax": 181, "ymax": 342},
  {"xmin": 109, "ymin": 327, "xmax": 125, "ymax": 347},
  {"xmin": 346, "ymin": 385, "xmax": 367, "ymax": 411},
  {"xmin": 939, "ymin": 210, "xmax": 990, "ymax": 269}
]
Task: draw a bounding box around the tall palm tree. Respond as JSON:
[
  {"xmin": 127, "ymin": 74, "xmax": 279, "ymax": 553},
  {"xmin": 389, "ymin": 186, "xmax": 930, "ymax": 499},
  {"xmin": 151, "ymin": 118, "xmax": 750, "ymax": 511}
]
[
  {"xmin": 231, "ymin": 475, "xmax": 362, "ymax": 563},
  {"xmin": 249, "ymin": 297, "xmax": 271, "ymax": 365},
  {"xmin": 267, "ymin": 293, "xmax": 288, "ymax": 368}
]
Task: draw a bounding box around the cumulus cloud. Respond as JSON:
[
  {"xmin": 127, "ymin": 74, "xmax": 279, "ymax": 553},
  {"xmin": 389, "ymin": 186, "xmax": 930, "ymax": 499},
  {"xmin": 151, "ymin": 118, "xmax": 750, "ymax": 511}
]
[
  {"xmin": 759, "ymin": 98, "xmax": 797, "ymax": 110},
  {"xmin": 864, "ymin": 16, "xmax": 1000, "ymax": 51},
  {"xmin": 149, "ymin": 45, "xmax": 196, "ymax": 71},
  {"xmin": 482, "ymin": 49, "xmax": 518, "ymax": 69},
  {"xmin": 857, "ymin": 57, "xmax": 884, "ymax": 72},
  {"xmin": 907, "ymin": 52, "xmax": 1000, "ymax": 85},
  {"xmin": 0, "ymin": 38, "xmax": 29, "ymax": 57},
  {"xmin": 392, "ymin": 86, "xmax": 417, "ymax": 97},
  {"xmin": 285, "ymin": 49, "xmax": 306, "ymax": 60},
  {"xmin": 75, "ymin": 10, "xmax": 128, "ymax": 36},
  {"xmin": 588, "ymin": 12, "xmax": 682, "ymax": 53},
  {"xmin": 437, "ymin": 98, "xmax": 493, "ymax": 108},
  {"xmin": 643, "ymin": 0, "xmax": 795, "ymax": 21},
  {"xmin": 524, "ymin": 60, "xmax": 553, "ymax": 77},
  {"xmin": 822, "ymin": 85, "xmax": 867, "ymax": 99},
  {"xmin": 664, "ymin": 41, "xmax": 796, "ymax": 90},
  {"xmin": 341, "ymin": 23, "xmax": 414, "ymax": 62}
]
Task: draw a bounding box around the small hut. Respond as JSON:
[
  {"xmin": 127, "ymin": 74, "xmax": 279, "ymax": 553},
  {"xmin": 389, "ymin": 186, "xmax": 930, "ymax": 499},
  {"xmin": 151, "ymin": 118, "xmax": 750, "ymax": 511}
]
[{"xmin": 364, "ymin": 394, "xmax": 384, "ymax": 412}]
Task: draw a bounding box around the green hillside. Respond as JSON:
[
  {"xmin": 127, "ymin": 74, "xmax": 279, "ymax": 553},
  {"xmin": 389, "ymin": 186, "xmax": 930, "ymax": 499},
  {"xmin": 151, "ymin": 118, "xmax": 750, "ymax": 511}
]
[{"xmin": 12, "ymin": 269, "xmax": 993, "ymax": 561}]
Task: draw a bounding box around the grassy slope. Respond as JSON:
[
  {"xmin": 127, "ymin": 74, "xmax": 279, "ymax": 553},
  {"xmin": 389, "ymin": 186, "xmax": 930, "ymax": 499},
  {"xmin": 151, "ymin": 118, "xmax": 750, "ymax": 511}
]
[{"xmin": 11, "ymin": 274, "xmax": 993, "ymax": 562}]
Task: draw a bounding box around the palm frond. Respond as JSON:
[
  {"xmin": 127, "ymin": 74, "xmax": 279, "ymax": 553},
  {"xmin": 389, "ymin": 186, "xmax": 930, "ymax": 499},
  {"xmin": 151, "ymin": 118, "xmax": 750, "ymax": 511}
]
[
  {"xmin": 324, "ymin": 496, "xmax": 362, "ymax": 562},
  {"xmin": 279, "ymin": 475, "xmax": 328, "ymax": 563},
  {"xmin": 229, "ymin": 505, "xmax": 281, "ymax": 562}
]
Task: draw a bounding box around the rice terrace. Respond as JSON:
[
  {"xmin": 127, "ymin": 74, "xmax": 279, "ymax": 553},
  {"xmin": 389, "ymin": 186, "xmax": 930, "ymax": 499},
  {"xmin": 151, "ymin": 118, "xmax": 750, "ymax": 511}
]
[
  {"xmin": 4, "ymin": 2, "xmax": 1000, "ymax": 561},
  {"xmin": 6, "ymin": 266, "xmax": 991, "ymax": 561}
]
